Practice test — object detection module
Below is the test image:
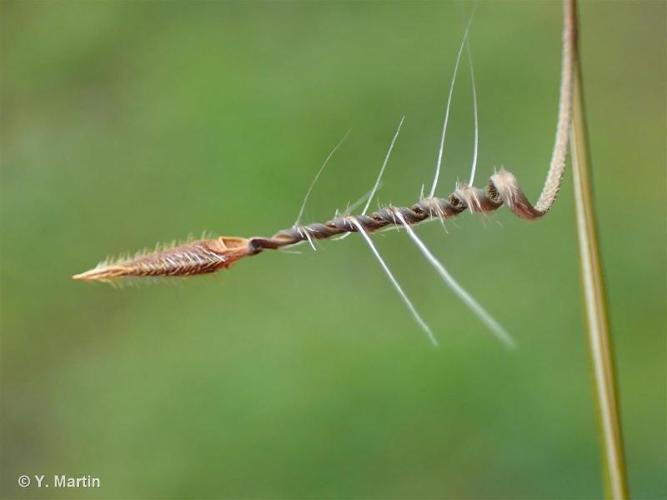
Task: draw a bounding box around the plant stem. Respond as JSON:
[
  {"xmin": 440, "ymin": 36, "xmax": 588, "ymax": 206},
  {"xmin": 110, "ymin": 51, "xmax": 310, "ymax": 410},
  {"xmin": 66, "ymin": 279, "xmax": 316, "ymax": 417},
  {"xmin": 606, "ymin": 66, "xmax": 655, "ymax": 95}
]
[{"xmin": 570, "ymin": 3, "xmax": 630, "ymax": 497}]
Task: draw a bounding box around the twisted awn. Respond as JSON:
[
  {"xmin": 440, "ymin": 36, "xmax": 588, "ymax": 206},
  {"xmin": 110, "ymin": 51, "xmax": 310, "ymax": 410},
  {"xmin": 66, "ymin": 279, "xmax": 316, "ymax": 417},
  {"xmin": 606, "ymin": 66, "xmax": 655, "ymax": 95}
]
[{"xmin": 74, "ymin": 1, "xmax": 574, "ymax": 346}]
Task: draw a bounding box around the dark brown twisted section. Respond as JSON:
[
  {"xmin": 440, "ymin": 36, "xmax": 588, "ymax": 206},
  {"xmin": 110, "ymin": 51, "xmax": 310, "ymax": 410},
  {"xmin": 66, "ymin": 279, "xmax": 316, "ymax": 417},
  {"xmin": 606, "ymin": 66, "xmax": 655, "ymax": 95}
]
[{"xmin": 252, "ymin": 169, "xmax": 543, "ymax": 252}]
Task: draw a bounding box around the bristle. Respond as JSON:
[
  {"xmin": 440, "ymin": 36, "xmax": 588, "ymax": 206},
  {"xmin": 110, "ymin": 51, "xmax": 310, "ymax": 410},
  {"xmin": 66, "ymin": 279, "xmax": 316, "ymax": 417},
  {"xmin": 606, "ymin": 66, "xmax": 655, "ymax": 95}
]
[
  {"xmin": 429, "ymin": 13, "xmax": 474, "ymax": 198},
  {"xmin": 395, "ymin": 211, "xmax": 515, "ymax": 348},
  {"xmin": 350, "ymin": 217, "xmax": 438, "ymax": 346}
]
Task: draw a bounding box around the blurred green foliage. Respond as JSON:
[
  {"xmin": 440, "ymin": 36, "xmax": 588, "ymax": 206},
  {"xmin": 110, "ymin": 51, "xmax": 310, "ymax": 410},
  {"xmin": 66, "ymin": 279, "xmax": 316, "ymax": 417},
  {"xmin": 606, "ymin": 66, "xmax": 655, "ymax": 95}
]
[{"xmin": 1, "ymin": 1, "xmax": 665, "ymax": 498}]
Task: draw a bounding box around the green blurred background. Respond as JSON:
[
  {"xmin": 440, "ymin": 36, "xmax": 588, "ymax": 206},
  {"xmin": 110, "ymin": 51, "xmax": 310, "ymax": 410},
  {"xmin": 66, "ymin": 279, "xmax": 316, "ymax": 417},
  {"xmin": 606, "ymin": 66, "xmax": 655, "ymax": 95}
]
[{"xmin": 1, "ymin": 1, "xmax": 665, "ymax": 498}]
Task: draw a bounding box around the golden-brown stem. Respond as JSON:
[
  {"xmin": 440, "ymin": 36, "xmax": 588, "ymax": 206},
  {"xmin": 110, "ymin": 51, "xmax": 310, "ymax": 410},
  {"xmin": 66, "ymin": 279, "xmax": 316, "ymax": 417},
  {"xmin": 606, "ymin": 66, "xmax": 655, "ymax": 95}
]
[{"xmin": 570, "ymin": 3, "xmax": 630, "ymax": 496}]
